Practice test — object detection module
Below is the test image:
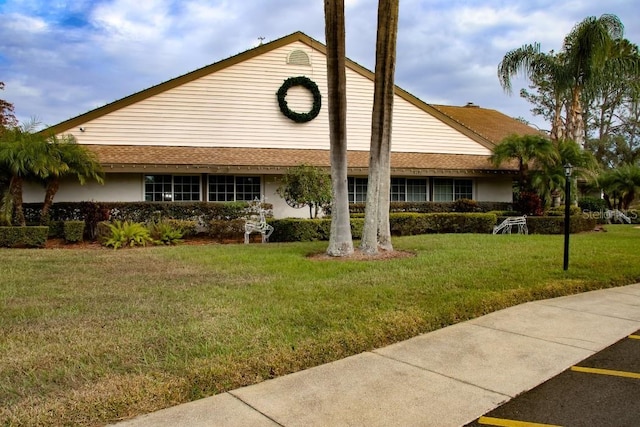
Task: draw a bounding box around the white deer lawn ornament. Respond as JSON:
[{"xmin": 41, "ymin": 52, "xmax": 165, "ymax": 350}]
[{"xmin": 244, "ymin": 198, "xmax": 274, "ymax": 244}]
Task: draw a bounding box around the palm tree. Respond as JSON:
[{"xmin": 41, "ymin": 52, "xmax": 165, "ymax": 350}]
[
  {"xmin": 490, "ymin": 134, "xmax": 558, "ymax": 193},
  {"xmin": 498, "ymin": 14, "xmax": 637, "ymax": 146},
  {"xmin": 324, "ymin": 0, "xmax": 353, "ymax": 257},
  {"xmin": 361, "ymin": 0, "xmax": 400, "ymax": 254},
  {"xmin": 499, "ymin": 45, "xmax": 568, "ymax": 141},
  {"xmin": 531, "ymin": 139, "xmax": 598, "ymax": 207},
  {"xmin": 0, "ymin": 122, "xmax": 52, "ymax": 225},
  {"xmin": 39, "ymin": 134, "xmax": 104, "ymax": 224},
  {"xmin": 597, "ymin": 164, "xmax": 640, "ymax": 210}
]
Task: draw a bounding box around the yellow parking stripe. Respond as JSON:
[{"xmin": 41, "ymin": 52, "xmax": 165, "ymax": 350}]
[
  {"xmin": 629, "ymin": 335, "xmax": 640, "ymax": 340},
  {"xmin": 571, "ymin": 366, "xmax": 640, "ymax": 379},
  {"xmin": 478, "ymin": 416, "xmax": 562, "ymax": 427}
]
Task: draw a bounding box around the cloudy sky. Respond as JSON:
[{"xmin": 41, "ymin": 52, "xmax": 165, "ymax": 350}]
[{"xmin": 1, "ymin": 0, "xmax": 639, "ymax": 132}]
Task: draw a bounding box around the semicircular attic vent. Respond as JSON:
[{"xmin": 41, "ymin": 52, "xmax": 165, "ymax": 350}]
[{"xmin": 287, "ymin": 49, "xmax": 311, "ymax": 66}]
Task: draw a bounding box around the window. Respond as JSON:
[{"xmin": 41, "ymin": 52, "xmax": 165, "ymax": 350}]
[
  {"xmin": 173, "ymin": 175, "xmax": 201, "ymax": 201},
  {"xmin": 391, "ymin": 178, "xmax": 428, "ymax": 202},
  {"xmin": 348, "ymin": 177, "xmax": 368, "ymax": 203},
  {"xmin": 208, "ymin": 176, "xmax": 235, "ymax": 201},
  {"xmin": 145, "ymin": 175, "xmax": 201, "ymax": 202},
  {"xmin": 208, "ymin": 176, "xmax": 261, "ymax": 202},
  {"xmin": 236, "ymin": 176, "xmax": 261, "ymax": 201},
  {"xmin": 390, "ymin": 178, "xmax": 406, "ymax": 202},
  {"xmin": 145, "ymin": 175, "xmax": 173, "ymax": 201},
  {"xmin": 432, "ymin": 178, "xmax": 473, "ymax": 201}
]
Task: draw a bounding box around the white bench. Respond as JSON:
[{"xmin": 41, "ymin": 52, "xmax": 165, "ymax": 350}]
[{"xmin": 493, "ymin": 215, "xmax": 528, "ymax": 235}]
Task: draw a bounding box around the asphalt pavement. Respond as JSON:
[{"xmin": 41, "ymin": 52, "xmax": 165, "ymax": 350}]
[{"xmin": 110, "ymin": 283, "xmax": 640, "ymax": 427}]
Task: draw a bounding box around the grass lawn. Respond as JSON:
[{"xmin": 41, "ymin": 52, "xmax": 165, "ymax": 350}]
[{"xmin": 1, "ymin": 225, "xmax": 639, "ymax": 426}]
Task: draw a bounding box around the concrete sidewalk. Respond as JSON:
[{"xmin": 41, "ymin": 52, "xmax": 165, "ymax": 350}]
[{"xmin": 111, "ymin": 283, "xmax": 640, "ymax": 427}]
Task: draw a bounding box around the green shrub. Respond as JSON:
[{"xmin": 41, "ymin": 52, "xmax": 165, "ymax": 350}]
[
  {"xmin": 96, "ymin": 221, "xmax": 111, "ymax": 243},
  {"xmin": 208, "ymin": 219, "xmax": 246, "ymax": 240},
  {"xmin": 579, "ymin": 196, "xmax": 607, "ymax": 212},
  {"xmin": 452, "ymin": 198, "xmax": 481, "ymax": 212},
  {"xmin": 268, "ymin": 218, "xmax": 330, "ymax": 242},
  {"xmin": 389, "ymin": 213, "xmax": 497, "ymax": 235},
  {"xmin": 164, "ymin": 219, "xmax": 198, "ymax": 237},
  {"xmin": 103, "ymin": 221, "xmax": 153, "ymax": 249},
  {"xmin": 22, "ymin": 201, "xmax": 270, "ymax": 237},
  {"xmin": 546, "ymin": 205, "xmax": 582, "ymax": 217},
  {"xmin": 326, "ymin": 201, "xmax": 512, "ymax": 215},
  {"xmin": 46, "ymin": 221, "xmax": 64, "ymax": 238},
  {"xmin": 268, "ymin": 213, "xmax": 495, "ymax": 242},
  {"xmin": 0, "ymin": 226, "xmax": 49, "ymax": 248},
  {"xmin": 496, "ymin": 215, "xmax": 596, "ymax": 234},
  {"xmin": 63, "ymin": 221, "xmax": 85, "ymax": 243},
  {"xmin": 148, "ymin": 221, "xmax": 184, "ymax": 245}
]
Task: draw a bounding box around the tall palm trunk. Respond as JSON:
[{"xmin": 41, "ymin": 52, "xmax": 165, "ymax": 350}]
[
  {"xmin": 9, "ymin": 175, "xmax": 25, "ymax": 226},
  {"xmin": 324, "ymin": 0, "xmax": 354, "ymax": 257},
  {"xmin": 361, "ymin": 0, "xmax": 399, "ymax": 254},
  {"xmin": 550, "ymin": 94, "xmax": 565, "ymax": 142},
  {"xmin": 41, "ymin": 178, "xmax": 60, "ymax": 224},
  {"xmin": 567, "ymin": 86, "xmax": 586, "ymax": 146}
]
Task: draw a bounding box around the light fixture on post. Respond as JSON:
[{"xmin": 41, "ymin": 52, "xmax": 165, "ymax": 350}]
[{"xmin": 563, "ymin": 163, "xmax": 573, "ymax": 271}]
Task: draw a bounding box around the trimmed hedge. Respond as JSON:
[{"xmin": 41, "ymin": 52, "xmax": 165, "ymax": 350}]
[
  {"xmin": 496, "ymin": 215, "xmax": 597, "ymax": 234},
  {"xmin": 0, "ymin": 226, "xmax": 49, "ymax": 248},
  {"xmin": 268, "ymin": 214, "xmax": 495, "ymax": 242},
  {"xmin": 390, "ymin": 213, "xmax": 497, "ymax": 235},
  {"xmin": 330, "ymin": 201, "xmax": 512, "ymax": 214},
  {"xmin": 22, "ymin": 201, "xmax": 272, "ymax": 240},
  {"xmin": 63, "ymin": 221, "xmax": 85, "ymax": 243}
]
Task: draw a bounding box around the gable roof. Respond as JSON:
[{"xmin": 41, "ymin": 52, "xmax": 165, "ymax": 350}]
[
  {"xmin": 431, "ymin": 103, "xmax": 544, "ymax": 145},
  {"xmin": 46, "ymin": 32, "xmax": 535, "ymax": 150}
]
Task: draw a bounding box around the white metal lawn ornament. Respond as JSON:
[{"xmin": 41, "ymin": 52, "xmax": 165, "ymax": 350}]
[
  {"xmin": 605, "ymin": 209, "xmax": 631, "ymax": 224},
  {"xmin": 244, "ymin": 197, "xmax": 274, "ymax": 244},
  {"xmin": 493, "ymin": 215, "xmax": 528, "ymax": 235}
]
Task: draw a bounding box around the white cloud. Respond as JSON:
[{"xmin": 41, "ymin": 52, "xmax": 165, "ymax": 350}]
[
  {"xmin": 4, "ymin": 12, "xmax": 48, "ymax": 33},
  {"xmin": 1, "ymin": 0, "xmax": 639, "ymax": 130}
]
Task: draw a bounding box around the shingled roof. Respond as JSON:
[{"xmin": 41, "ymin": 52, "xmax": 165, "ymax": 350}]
[
  {"xmin": 92, "ymin": 145, "xmax": 516, "ymax": 175},
  {"xmin": 430, "ymin": 103, "xmax": 544, "ymax": 145},
  {"xmin": 47, "ymin": 32, "xmax": 531, "ymax": 176}
]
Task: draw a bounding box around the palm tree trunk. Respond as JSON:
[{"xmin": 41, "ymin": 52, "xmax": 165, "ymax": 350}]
[
  {"xmin": 324, "ymin": 0, "xmax": 354, "ymax": 257},
  {"xmin": 9, "ymin": 175, "xmax": 25, "ymax": 226},
  {"xmin": 41, "ymin": 179, "xmax": 60, "ymax": 224},
  {"xmin": 550, "ymin": 94, "xmax": 565, "ymax": 141},
  {"xmin": 568, "ymin": 87, "xmax": 585, "ymax": 146},
  {"xmin": 361, "ymin": 0, "xmax": 399, "ymax": 254}
]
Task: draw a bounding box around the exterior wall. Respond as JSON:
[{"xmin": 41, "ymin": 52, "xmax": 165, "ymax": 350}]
[
  {"xmin": 475, "ymin": 177, "xmax": 513, "ymax": 203},
  {"xmin": 264, "ymin": 176, "xmax": 315, "ymax": 219},
  {"xmin": 23, "ymin": 173, "xmax": 513, "ymax": 218},
  {"xmin": 63, "ymin": 41, "xmax": 489, "ymax": 156},
  {"xmin": 22, "ymin": 174, "xmax": 143, "ymax": 203}
]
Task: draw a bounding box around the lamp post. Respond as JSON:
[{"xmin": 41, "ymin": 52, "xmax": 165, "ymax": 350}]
[{"xmin": 563, "ymin": 163, "xmax": 573, "ymax": 271}]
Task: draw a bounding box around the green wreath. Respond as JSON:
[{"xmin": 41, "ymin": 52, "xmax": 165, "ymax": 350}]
[{"xmin": 276, "ymin": 76, "xmax": 322, "ymax": 123}]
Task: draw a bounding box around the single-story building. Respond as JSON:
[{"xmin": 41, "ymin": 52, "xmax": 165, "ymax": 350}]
[{"xmin": 25, "ymin": 31, "xmax": 540, "ymax": 218}]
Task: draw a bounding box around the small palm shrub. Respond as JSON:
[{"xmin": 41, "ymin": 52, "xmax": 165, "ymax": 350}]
[
  {"xmin": 149, "ymin": 220, "xmax": 184, "ymax": 245},
  {"xmin": 103, "ymin": 220, "xmax": 153, "ymax": 249}
]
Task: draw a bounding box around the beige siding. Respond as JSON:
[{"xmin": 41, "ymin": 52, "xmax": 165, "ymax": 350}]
[
  {"xmin": 66, "ymin": 41, "xmax": 489, "ymax": 156},
  {"xmin": 475, "ymin": 178, "xmax": 513, "ymax": 203},
  {"xmin": 23, "ymin": 174, "xmax": 143, "ymax": 203}
]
